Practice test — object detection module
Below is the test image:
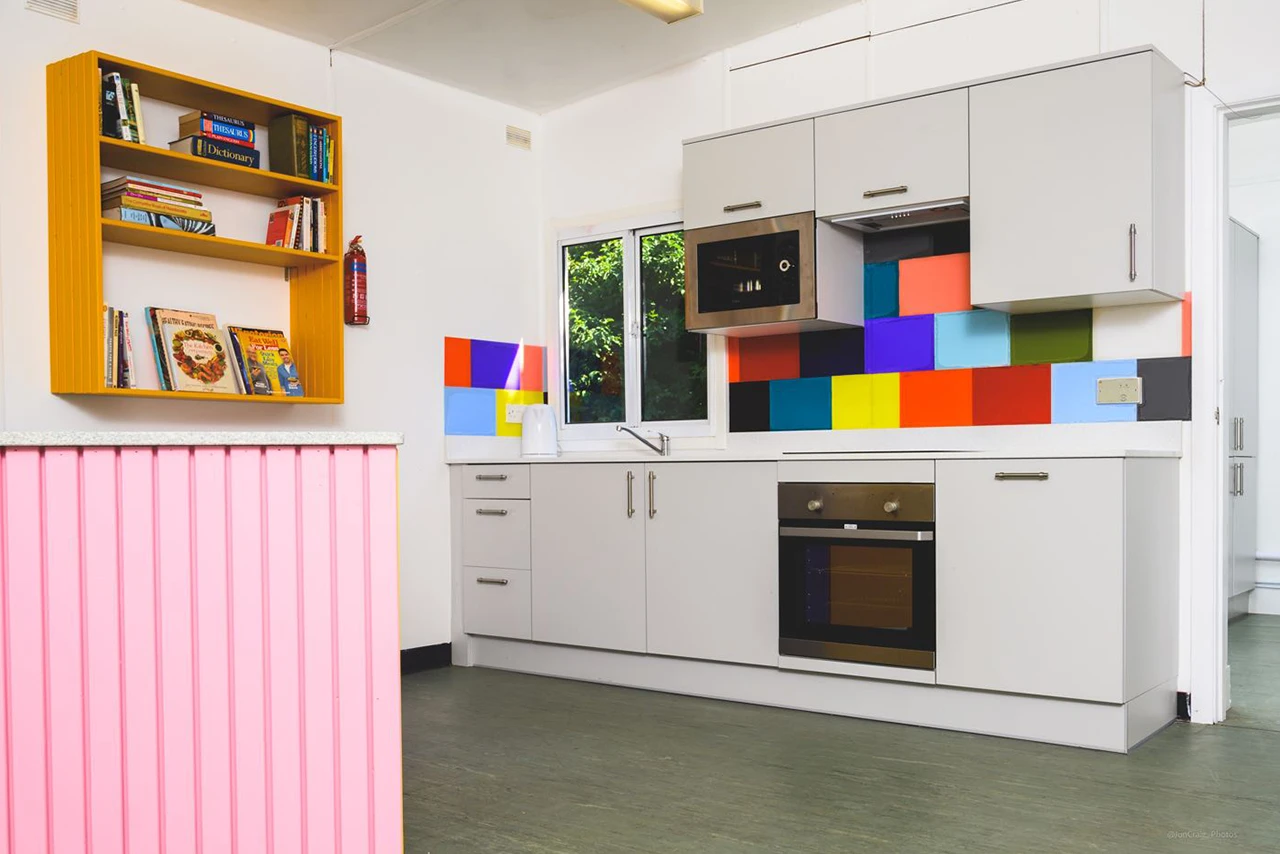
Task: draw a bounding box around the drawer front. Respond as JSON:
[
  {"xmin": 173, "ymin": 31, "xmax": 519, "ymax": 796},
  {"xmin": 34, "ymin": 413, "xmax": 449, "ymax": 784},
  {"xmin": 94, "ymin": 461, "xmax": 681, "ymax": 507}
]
[
  {"xmin": 462, "ymin": 464, "xmax": 530, "ymax": 499},
  {"xmin": 463, "ymin": 567, "xmax": 532, "ymax": 640},
  {"xmin": 462, "ymin": 499, "xmax": 531, "ymax": 570}
]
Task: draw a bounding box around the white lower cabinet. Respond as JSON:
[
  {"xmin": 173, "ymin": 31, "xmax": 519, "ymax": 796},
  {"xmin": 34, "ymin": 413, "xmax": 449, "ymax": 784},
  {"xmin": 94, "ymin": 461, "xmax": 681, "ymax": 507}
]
[
  {"xmin": 530, "ymin": 464, "xmax": 647, "ymax": 652},
  {"xmin": 644, "ymin": 462, "xmax": 777, "ymax": 666},
  {"xmin": 462, "ymin": 567, "xmax": 531, "ymax": 640}
]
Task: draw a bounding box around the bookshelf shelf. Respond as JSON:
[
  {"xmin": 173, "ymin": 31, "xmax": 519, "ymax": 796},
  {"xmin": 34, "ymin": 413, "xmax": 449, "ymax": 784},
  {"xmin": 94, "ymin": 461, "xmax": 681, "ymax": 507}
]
[
  {"xmin": 47, "ymin": 50, "xmax": 344, "ymax": 403},
  {"xmin": 100, "ymin": 137, "xmax": 339, "ymax": 199}
]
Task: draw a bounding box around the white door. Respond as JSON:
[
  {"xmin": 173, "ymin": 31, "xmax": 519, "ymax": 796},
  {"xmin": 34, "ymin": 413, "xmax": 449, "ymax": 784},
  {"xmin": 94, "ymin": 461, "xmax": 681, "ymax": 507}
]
[
  {"xmin": 969, "ymin": 53, "xmax": 1156, "ymax": 309},
  {"xmin": 682, "ymin": 121, "xmax": 815, "ymax": 230},
  {"xmin": 1230, "ymin": 459, "xmax": 1258, "ymax": 598},
  {"xmin": 1228, "ymin": 222, "xmax": 1260, "ymax": 455},
  {"xmin": 816, "ymin": 89, "xmax": 969, "ymax": 218},
  {"xmin": 531, "ymin": 464, "xmax": 647, "ymax": 652},
  {"xmin": 644, "ymin": 462, "xmax": 778, "ymax": 666},
  {"xmin": 936, "ymin": 459, "xmax": 1125, "ymax": 702}
]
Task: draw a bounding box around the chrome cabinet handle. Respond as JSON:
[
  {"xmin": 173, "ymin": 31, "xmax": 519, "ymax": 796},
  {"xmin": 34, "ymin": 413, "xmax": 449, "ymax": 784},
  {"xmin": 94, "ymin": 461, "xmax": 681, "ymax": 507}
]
[
  {"xmin": 1230, "ymin": 463, "xmax": 1239, "ymax": 496},
  {"xmin": 994, "ymin": 472, "xmax": 1050, "ymax": 481},
  {"xmin": 1240, "ymin": 419, "xmax": 1246, "ymax": 454},
  {"xmin": 626, "ymin": 470, "xmax": 635, "ymax": 518},
  {"xmin": 648, "ymin": 471, "xmax": 657, "ymax": 519},
  {"xmin": 863, "ymin": 185, "xmax": 908, "ymax": 198},
  {"xmin": 475, "ymin": 508, "xmax": 509, "ymax": 516},
  {"xmin": 1129, "ymin": 223, "xmax": 1138, "ymax": 282},
  {"xmin": 1238, "ymin": 463, "xmax": 1246, "ymax": 497},
  {"xmin": 723, "ymin": 201, "xmax": 763, "ymax": 213},
  {"xmin": 1230, "ymin": 418, "xmax": 1237, "ymax": 452},
  {"xmin": 476, "ymin": 577, "xmax": 509, "ymax": 586},
  {"xmin": 475, "ymin": 473, "xmax": 509, "ymax": 481}
]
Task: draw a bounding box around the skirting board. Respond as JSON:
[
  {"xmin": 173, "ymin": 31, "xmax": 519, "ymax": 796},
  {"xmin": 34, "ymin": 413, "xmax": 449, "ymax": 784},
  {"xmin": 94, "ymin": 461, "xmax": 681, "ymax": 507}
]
[
  {"xmin": 467, "ymin": 638, "xmax": 1175, "ymax": 753},
  {"xmin": 401, "ymin": 643, "xmax": 452, "ymax": 674},
  {"xmin": 1249, "ymin": 587, "xmax": 1280, "ymax": 615}
]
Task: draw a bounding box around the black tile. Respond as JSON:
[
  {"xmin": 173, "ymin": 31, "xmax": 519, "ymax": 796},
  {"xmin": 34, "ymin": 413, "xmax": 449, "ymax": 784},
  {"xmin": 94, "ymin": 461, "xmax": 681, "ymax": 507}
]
[
  {"xmin": 729, "ymin": 381, "xmax": 772, "ymax": 432},
  {"xmin": 1138, "ymin": 356, "xmax": 1192, "ymax": 421},
  {"xmin": 799, "ymin": 327, "xmax": 865, "ymax": 378}
]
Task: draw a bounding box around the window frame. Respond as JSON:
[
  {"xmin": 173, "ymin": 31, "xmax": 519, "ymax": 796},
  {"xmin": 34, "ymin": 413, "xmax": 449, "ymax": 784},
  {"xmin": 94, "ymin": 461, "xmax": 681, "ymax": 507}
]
[{"xmin": 553, "ymin": 215, "xmax": 725, "ymax": 445}]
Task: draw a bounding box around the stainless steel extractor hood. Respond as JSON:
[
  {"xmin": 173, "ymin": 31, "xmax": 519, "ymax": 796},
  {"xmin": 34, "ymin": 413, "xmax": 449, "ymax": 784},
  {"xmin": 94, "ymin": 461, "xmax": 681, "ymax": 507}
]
[{"xmin": 828, "ymin": 199, "xmax": 970, "ymax": 233}]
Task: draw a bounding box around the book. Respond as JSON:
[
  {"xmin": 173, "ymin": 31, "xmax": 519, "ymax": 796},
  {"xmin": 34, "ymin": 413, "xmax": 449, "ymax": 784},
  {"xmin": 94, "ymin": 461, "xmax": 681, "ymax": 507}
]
[
  {"xmin": 101, "ymin": 75, "xmax": 121, "ymax": 139},
  {"xmin": 104, "ymin": 195, "xmax": 213, "ymax": 222},
  {"xmin": 168, "ymin": 136, "xmax": 261, "ymax": 169},
  {"xmin": 226, "ymin": 326, "xmax": 303, "ymax": 396},
  {"xmin": 104, "ymin": 207, "xmax": 216, "ymax": 235},
  {"xmin": 267, "ymin": 114, "xmax": 311, "ymax": 179},
  {"xmin": 122, "ymin": 311, "xmax": 137, "ymax": 389},
  {"xmin": 119, "ymin": 76, "xmax": 140, "ymax": 142},
  {"xmin": 154, "ymin": 309, "xmax": 240, "ymax": 394},
  {"xmin": 226, "ymin": 327, "xmax": 274, "ymax": 395},
  {"xmin": 265, "ymin": 207, "xmax": 293, "ymax": 247},
  {"xmin": 129, "ymin": 82, "xmax": 146, "ymax": 145},
  {"xmin": 178, "ymin": 111, "xmax": 253, "ymax": 131},
  {"xmin": 104, "ymin": 73, "xmax": 132, "ymax": 142},
  {"xmin": 178, "ymin": 116, "xmax": 254, "ymax": 145},
  {"xmin": 101, "ymin": 176, "xmax": 203, "ymax": 201},
  {"xmin": 104, "ymin": 307, "xmax": 115, "ymax": 387},
  {"xmin": 309, "ymin": 126, "xmax": 320, "ymax": 181},
  {"xmin": 103, "ymin": 188, "xmax": 205, "ymax": 208},
  {"xmin": 276, "ymin": 196, "xmax": 326, "ymax": 252},
  {"xmin": 146, "ymin": 308, "xmax": 172, "ymax": 390}
]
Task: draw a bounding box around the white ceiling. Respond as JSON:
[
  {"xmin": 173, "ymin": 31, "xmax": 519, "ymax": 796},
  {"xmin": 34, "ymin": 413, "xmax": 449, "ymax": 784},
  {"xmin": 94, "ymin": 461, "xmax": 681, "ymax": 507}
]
[{"xmin": 185, "ymin": 0, "xmax": 857, "ymax": 111}]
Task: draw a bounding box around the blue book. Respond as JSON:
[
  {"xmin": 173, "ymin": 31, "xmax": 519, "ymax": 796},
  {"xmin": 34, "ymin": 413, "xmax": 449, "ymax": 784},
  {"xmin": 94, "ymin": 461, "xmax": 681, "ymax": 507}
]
[{"xmin": 104, "ymin": 206, "xmax": 216, "ymax": 235}]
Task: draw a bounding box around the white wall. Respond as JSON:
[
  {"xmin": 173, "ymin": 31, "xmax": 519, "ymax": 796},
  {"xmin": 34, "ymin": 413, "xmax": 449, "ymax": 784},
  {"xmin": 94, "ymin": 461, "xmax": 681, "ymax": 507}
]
[{"xmin": 0, "ymin": 0, "xmax": 543, "ymax": 649}]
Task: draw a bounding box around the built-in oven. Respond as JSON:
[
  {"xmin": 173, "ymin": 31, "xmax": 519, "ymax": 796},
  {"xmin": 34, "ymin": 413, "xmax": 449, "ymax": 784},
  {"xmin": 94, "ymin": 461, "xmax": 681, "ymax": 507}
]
[{"xmin": 778, "ymin": 482, "xmax": 936, "ymax": 670}]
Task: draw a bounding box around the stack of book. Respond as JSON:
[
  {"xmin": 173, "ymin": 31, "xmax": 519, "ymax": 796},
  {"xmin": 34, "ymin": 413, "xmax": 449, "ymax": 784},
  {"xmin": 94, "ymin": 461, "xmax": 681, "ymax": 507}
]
[
  {"xmin": 103, "ymin": 306, "xmax": 138, "ymax": 389},
  {"xmin": 142, "ymin": 307, "xmax": 304, "ymax": 397},
  {"xmin": 267, "ymin": 114, "xmax": 334, "ymax": 183},
  {"xmin": 102, "ymin": 176, "xmax": 215, "ymax": 234},
  {"xmin": 170, "ymin": 111, "xmax": 261, "ymax": 169},
  {"xmin": 265, "ymin": 195, "xmax": 327, "ymax": 253},
  {"xmin": 100, "ymin": 71, "xmax": 146, "ymax": 143}
]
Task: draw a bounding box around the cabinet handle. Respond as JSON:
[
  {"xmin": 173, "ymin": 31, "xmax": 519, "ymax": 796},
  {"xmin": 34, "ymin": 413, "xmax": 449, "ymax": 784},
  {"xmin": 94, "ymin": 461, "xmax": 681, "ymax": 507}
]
[
  {"xmin": 723, "ymin": 201, "xmax": 763, "ymax": 213},
  {"xmin": 626, "ymin": 470, "xmax": 635, "ymax": 518},
  {"xmin": 1238, "ymin": 463, "xmax": 1246, "ymax": 497},
  {"xmin": 1230, "ymin": 418, "xmax": 1237, "ymax": 452},
  {"xmin": 474, "ymin": 473, "xmax": 509, "ymax": 482},
  {"xmin": 1240, "ymin": 419, "xmax": 1246, "ymax": 454},
  {"xmin": 994, "ymin": 472, "xmax": 1050, "ymax": 481},
  {"xmin": 1230, "ymin": 463, "xmax": 1239, "ymax": 497},
  {"xmin": 863, "ymin": 185, "xmax": 908, "ymax": 199},
  {"xmin": 1129, "ymin": 223, "xmax": 1138, "ymax": 282},
  {"xmin": 648, "ymin": 470, "xmax": 657, "ymax": 519},
  {"xmin": 475, "ymin": 508, "xmax": 509, "ymax": 516},
  {"xmin": 476, "ymin": 577, "xmax": 509, "ymax": 586}
]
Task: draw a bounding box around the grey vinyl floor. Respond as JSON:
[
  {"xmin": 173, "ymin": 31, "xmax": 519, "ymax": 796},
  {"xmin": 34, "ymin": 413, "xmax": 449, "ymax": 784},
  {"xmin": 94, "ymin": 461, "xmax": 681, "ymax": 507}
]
[
  {"xmin": 403, "ymin": 647, "xmax": 1280, "ymax": 853},
  {"xmin": 1226, "ymin": 614, "xmax": 1280, "ymax": 733}
]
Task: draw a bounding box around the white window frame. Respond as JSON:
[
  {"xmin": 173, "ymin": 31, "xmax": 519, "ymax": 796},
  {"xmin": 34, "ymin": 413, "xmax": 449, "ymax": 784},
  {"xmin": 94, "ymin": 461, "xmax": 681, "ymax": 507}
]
[{"xmin": 552, "ymin": 214, "xmax": 725, "ymax": 447}]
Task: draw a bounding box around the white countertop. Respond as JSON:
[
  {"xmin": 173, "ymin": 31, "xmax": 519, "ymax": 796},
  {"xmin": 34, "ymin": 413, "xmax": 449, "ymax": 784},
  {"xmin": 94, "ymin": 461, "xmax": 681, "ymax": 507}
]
[
  {"xmin": 448, "ymin": 448, "xmax": 1179, "ymax": 464},
  {"xmin": 0, "ymin": 431, "xmax": 404, "ymax": 447}
]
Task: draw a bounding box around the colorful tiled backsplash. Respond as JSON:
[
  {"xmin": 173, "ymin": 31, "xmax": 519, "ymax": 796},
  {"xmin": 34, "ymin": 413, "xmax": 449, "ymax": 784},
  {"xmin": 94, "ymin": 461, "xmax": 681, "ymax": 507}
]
[
  {"xmin": 728, "ymin": 233, "xmax": 1191, "ymax": 433},
  {"xmin": 444, "ymin": 337, "xmax": 547, "ymax": 436}
]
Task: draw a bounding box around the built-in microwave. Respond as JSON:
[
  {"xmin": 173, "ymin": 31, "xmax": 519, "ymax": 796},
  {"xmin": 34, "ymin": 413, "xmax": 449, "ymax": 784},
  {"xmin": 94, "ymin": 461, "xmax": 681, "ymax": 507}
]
[{"xmin": 684, "ymin": 212, "xmax": 862, "ymax": 336}]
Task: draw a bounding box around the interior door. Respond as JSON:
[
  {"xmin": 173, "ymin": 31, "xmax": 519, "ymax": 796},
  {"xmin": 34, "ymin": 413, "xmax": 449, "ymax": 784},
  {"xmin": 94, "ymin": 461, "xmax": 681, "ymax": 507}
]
[
  {"xmin": 1231, "ymin": 459, "xmax": 1258, "ymax": 598},
  {"xmin": 1228, "ymin": 222, "xmax": 1261, "ymax": 455}
]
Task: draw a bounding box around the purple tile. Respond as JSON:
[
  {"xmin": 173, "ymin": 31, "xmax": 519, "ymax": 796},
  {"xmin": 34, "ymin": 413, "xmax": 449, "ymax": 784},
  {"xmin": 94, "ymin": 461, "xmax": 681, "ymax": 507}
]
[
  {"xmin": 865, "ymin": 315, "xmax": 935, "ymax": 374},
  {"xmin": 470, "ymin": 339, "xmax": 522, "ymax": 389}
]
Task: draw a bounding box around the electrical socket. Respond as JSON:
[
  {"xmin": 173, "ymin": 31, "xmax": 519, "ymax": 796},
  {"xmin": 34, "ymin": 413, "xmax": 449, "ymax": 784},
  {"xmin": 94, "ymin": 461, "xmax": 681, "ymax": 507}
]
[
  {"xmin": 1096, "ymin": 377, "xmax": 1143, "ymax": 405},
  {"xmin": 505, "ymin": 403, "xmax": 527, "ymax": 424}
]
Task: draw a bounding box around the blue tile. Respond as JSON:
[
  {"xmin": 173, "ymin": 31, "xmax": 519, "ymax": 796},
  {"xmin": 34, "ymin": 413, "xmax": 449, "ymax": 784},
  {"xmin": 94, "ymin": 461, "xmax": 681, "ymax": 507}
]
[
  {"xmin": 444, "ymin": 387, "xmax": 498, "ymax": 435},
  {"xmin": 935, "ymin": 310, "xmax": 1011, "ymax": 369},
  {"xmin": 1051, "ymin": 360, "xmax": 1139, "ymax": 423},
  {"xmin": 864, "ymin": 262, "xmax": 899, "ymax": 319},
  {"xmin": 769, "ymin": 377, "xmax": 832, "ymax": 431},
  {"xmin": 799, "ymin": 327, "xmax": 865, "ymax": 378},
  {"xmin": 865, "ymin": 315, "xmax": 934, "ymax": 374},
  {"xmin": 470, "ymin": 339, "xmax": 522, "ymax": 389}
]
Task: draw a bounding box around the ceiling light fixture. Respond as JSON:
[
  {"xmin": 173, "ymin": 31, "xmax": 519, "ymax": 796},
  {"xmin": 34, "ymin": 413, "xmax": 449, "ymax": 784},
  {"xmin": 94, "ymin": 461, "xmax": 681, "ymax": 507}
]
[{"xmin": 617, "ymin": 0, "xmax": 703, "ymax": 24}]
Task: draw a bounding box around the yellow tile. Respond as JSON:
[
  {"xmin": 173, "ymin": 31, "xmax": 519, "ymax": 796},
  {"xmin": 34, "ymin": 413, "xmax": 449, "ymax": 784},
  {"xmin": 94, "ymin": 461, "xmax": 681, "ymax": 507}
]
[
  {"xmin": 832, "ymin": 374, "xmax": 899, "ymax": 430},
  {"xmin": 496, "ymin": 390, "xmax": 545, "ymax": 437}
]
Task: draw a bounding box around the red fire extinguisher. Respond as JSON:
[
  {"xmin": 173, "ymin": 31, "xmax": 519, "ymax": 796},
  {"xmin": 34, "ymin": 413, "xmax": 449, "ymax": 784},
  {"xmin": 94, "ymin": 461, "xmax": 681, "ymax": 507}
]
[{"xmin": 344, "ymin": 235, "xmax": 369, "ymax": 325}]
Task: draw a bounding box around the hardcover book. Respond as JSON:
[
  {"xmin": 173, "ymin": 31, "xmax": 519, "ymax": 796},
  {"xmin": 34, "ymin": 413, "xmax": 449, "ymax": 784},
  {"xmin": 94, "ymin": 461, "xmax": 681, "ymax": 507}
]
[
  {"xmin": 104, "ymin": 207, "xmax": 216, "ymax": 235},
  {"xmin": 155, "ymin": 309, "xmax": 240, "ymax": 394},
  {"xmin": 227, "ymin": 326, "xmax": 303, "ymax": 396},
  {"xmin": 100, "ymin": 75, "xmax": 121, "ymax": 139},
  {"xmin": 103, "ymin": 195, "xmax": 212, "ymax": 222},
  {"xmin": 102, "ymin": 176, "xmax": 203, "ymax": 201},
  {"xmin": 179, "ymin": 110, "xmax": 253, "ymax": 131},
  {"xmin": 178, "ymin": 116, "xmax": 254, "ymax": 144},
  {"xmin": 169, "ymin": 136, "xmax": 261, "ymax": 169},
  {"xmin": 265, "ymin": 207, "xmax": 293, "ymax": 247},
  {"xmin": 103, "ymin": 73, "xmax": 132, "ymax": 141},
  {"xmin": 266, "ymin": 114, "xmax": 311, "ymax": 179}
]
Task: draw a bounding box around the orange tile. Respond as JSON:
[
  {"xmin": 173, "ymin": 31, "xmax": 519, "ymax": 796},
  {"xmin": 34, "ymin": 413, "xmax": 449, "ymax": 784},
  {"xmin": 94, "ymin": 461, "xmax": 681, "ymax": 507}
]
[
  {"xmin": 898, "ymin": 253, "xmax": 971, "ymax": 317},
  {"xmin": 737, "ymin": 334, "xmax": 800, "ymax": 382},
  {"xmin": 900, "ymin": 369, "xmax": 974, "ymax": 427},
  {"xmin": 1181, "ymin": 293, "xmax": 1192, "ymax": 357},
  {"xmin": 520, "ymin": 344, "xmax": 545, "ymax": 392},
  {"xmin": 444, "ymin": 337, "xmax": 471, "ymax": 387},
  {"xmin": 727, "ymin": 337, "xmax": 741, "ymax": 383}
]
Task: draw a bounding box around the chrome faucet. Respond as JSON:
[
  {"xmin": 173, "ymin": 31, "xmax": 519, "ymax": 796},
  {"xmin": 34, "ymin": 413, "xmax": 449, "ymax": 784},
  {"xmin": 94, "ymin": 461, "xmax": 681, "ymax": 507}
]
[{"xmin": 616, "ymin": 425, "xmax": 671, "ymax": 456}]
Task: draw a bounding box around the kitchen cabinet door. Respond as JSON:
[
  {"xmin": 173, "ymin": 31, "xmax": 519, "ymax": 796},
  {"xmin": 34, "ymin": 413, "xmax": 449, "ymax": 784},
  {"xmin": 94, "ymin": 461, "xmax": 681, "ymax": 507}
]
[
  {"xmin": 1230, "ymin": 459, "xmax": 1258, "ymax": 598},
  {"xmin": 644, "ymin": 462, "xmax": 778, "ymax": 666},
  {"xmin": 816, "ymin": 89, "xmax": 969, "ymax": 218},
  {"xmin": 682, "ymin": 120, "xmax": 815, "ymax": 230},
  {"xmin": 935, "ymin": 459, "xmax": 1125, "ymax": 702},
  {"xmin": 969, "ymin": 52, "xmax": 1181, "ymax": 311},
  {"xmin": 531, "ymin": 464, "xmax": 647, "ymax": 652}
]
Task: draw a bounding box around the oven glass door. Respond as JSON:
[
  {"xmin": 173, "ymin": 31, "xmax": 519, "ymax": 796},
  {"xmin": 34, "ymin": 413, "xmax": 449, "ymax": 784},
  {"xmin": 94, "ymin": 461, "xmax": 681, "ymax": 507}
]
[
  {"xmin": 696, "ymin": 229, "xmax": 802, "ymax": 314},
  {"xmin": 778, "ymin": 527, "xmax": 936, "ymax": 668}
]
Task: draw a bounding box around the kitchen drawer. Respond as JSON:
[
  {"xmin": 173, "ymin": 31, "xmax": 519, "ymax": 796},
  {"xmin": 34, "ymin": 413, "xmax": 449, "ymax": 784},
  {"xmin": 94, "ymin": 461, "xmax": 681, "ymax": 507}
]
[
  {"xmin": 463, "ymin": 567, "xmax": 531, "ymax": 640},
  {"xmin": 462, "ymin": 464, "xmax": 530, "ymax": 499},
  {"xmin": 462, "ymin": 499, "xmax": 531, "ymax": 569}
]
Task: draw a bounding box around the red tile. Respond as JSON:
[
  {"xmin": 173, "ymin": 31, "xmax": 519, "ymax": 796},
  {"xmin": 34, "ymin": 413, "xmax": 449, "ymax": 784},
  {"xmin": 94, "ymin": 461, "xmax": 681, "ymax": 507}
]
[
  {"xmin": 520, "ymin": 344, "xmax": 545, "ymax": 392},
  {"xmin": 737, "ymin": 334, "xmax": 800, "ymax": 382},
  {"xmin": 444, "ymin": 337, "xmax": 471, "ymax": 387},
  {"xmin": 727, "ymin": 337, "xmax": 741, "ymax": 383},
  {"xmin": 900, "ymin": 369, "xmax": 973, "ymax": 427},
  {"xmin": 972, "ymin": 364, "xmax": 1051, "ymax": 425}
]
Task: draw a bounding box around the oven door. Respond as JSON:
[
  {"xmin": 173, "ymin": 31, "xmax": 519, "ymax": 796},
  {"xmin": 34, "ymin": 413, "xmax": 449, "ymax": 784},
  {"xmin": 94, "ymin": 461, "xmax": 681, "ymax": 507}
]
[
  {"xmin": 684, "ymin": 212, "xmax": 816, "ymax": 331},
  {"xmin": 778, "ymin": 526, "xmax": 936, "ymax": 669}
]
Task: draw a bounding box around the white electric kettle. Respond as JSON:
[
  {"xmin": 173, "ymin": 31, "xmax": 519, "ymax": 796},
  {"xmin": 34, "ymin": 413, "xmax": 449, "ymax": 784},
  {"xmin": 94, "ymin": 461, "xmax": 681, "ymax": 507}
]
[{"xmin": 521, "ymin": 404, "xmax": 559, "ymax": 457}]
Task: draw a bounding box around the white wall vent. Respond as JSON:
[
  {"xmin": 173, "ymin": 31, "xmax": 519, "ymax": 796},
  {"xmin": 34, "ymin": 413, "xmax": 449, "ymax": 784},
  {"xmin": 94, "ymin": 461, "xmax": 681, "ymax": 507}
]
[
  {"xmin": 506, "ymin": 125, "xmax": 532, "ymax": 151},
  {"xmin": 26, "ymin": 0, "xmax": 78, "ymax": 23}
]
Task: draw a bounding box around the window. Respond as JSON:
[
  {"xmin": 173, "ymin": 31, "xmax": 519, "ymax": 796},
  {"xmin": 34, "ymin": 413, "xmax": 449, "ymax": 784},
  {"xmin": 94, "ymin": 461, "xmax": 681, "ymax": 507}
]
[{"xmin": 561, "ymin": 224, "xmax": 708, "ymax": 431}]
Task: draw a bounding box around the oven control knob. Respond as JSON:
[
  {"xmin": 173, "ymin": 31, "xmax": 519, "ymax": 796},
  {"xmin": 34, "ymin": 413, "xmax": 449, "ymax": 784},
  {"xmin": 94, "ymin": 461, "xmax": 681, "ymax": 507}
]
[
  {"xmin": 883, "ymin": 500, "xmax": 901, "ymax": 514},
  {"xmin": 806, "ymin": 499, "xmax": 824, "ymax": 513}
]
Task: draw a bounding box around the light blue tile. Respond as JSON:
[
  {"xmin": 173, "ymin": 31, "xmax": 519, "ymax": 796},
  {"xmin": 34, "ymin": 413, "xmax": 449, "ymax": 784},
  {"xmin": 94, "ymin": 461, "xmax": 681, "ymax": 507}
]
[
  {"xmin": 445, "ymin": 387, "xmax": 497, "ymax": 435},
  {"xmin": 769, "ymin": 377, "xmax": 832, "ymax": 431},
  {"xmin": 935, "ymin": 310, "xmax": 1010, "ymax": 369},
  {"xmin": 1051, "ymin": 360, "xmax": 1139, "ymax": 423}
]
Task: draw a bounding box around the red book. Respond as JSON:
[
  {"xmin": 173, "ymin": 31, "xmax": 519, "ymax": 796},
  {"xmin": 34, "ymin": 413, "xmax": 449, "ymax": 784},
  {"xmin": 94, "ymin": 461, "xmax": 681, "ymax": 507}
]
[{"xmin": 265, "ymin": 207, "xmax": 293, "ymax": 247}]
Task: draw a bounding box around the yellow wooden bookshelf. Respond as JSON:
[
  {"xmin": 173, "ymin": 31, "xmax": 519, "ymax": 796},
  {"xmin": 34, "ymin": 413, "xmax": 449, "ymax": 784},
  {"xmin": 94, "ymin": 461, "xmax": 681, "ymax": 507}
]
[{"xmin": 47, "ymin": 51, "xmax": 344, "ymax": 403}]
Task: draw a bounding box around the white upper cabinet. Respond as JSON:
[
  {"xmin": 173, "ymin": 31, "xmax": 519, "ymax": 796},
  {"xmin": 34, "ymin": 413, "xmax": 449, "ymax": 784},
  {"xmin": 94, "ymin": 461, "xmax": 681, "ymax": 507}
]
[
  {"xmin": 815, "ymin": 89, "xmax": 969, "ymax": 218},
  {"xmin": 683, "ymin": 120, "xmax": 815, "ymax": 230},
  {"xmin": 969, "ymin": 51, "xmax": 1185, "ymax": 311}
]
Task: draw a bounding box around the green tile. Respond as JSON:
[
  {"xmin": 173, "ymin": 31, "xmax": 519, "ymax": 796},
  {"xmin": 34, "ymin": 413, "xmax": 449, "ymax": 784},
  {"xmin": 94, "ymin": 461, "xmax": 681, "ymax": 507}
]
[{"xmin": 1010, "ymin": 309, "xmax": 1093, "ymax": 366}]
